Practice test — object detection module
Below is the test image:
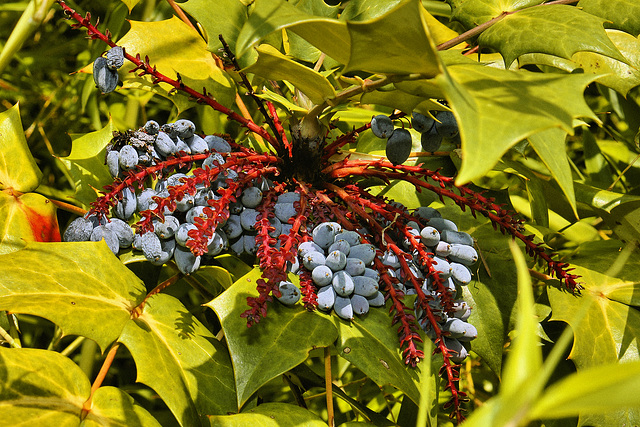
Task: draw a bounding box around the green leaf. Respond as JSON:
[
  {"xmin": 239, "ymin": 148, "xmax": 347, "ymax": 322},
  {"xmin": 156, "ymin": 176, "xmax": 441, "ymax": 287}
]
[
  {"xmin": 605, "ymin": 200, "xmax": 640, "ymax": 244},
  {"xmin": 0, "ymin": 242, "xmax": 146, "ymax": 352},
  {"xmin": 528, "ymin": 360, "xmax": 640, "ymax": 420},
  {"xmin": 0, "ymin": 192, "xmax": 61, "ymax": 254},
  {"xmin": 436, "ymin": 62, "xmax": 598, "ymax": 184},
  {"xmin": 0, "ymin": 347, "xmax": 89, "ymax": 424},
  {"xmin": 520, "ymin": 30, "xmax": 640, "ymax": 96},
  {"xmin": 206, "ymin": 267, "xmax": 339, "ymax": 407},
  {"xmin": 57, "ymin": 120, "xmax": 115, "ymax": 209},
  {"xmin": 578, "ymin": 0, "xmax": 640, "ymax": 36},
  {"xmin": 117, "ymin": 17, "xmax": 236, "ymax": 114},
  {"xmin": 82, "ymin": 386, "xmax": 162, "ymax": 427},
  {"xmin": 479, "ymin": 5, "xmax": 626, "ymax": 67},
  {"xmin": 528, "ymin": 128, "xmax": 577, "ymax": 217},
  {"xmin": 333, "ymin": 302, "xmax": 426, "ymax": 405},
  {"xmin": 0, "ymin": 347, "xmax": 160, "ymax": 427},
  {"xmin": 344, "ymin": 0, "xmax": 441, "ymax": 76},
  {"xmin": 119, "ymin": 0, "xmax": 141, "ymax": 13},
  {"xmin": 0, "ymin": 103, "xmax": 42, "ymax": 192},
  {"xmin": 447, "ymin": 0, "xmax": 545, "ymax": 30},
  {"xmin": 574, "ymin": 181, "xmax": 640, "ymax": 213},
  {"xmin": 285, "ymin": 0, "xmax": 341, "ymax": 63},
  {"xmin": 119, "ymin": 293, "xmax": 237, "ymax": 426},
  {"xmin": 243, "ymin": 44, "xmax": 336, "ymax": 105},
  {"xmin": 235, "ymin": 0, "xmax": 350, "ymax": 64},
  {"xmin": 207, "ymin": 402, "xmax": 326, "ymax": 426},
  {"xmin": 180, "ymin": 0, "xmax": 247, "ymax": 52},
  {"xmin": 548, "ymin": 240, "xmax": 640, "ymax": 370},
  {"xmin": 499, "ymin": 241, "xmax": 541, "ymax": 397}
]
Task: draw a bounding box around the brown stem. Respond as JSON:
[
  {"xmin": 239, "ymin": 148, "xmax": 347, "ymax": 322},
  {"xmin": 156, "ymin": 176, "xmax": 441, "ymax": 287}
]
[
  {"xmin": 132, "ymin": 272, "xmax": 183, "ymax": 318},
  {"xmin": 165, "ymin": 0, "xmax": 197, "ymax": 32},
  {"xmin": 49, "ymin": 199, "xmax": 86, "ymax": 215},
  {"xmin": 81, "ymin": 343, "xmax": 120, "ymax": 418},
  {"xmin": 324, "ymin": 347, "xmax": 335, "ymax": 427}
]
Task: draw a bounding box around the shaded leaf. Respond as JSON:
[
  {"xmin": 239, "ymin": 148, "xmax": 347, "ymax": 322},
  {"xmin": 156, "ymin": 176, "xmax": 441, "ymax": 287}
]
[
  {"xmin": 117, "ymin": 17, "xmax": 236, "ymax": 113},
  {"xmin": 207, "ymin": 402, "xmax": 326, "ymax": 426},
  {"xmin": 206, "ymin": 267, "xmax": 339, "ymax": 407},
  {"xmin": 0, "ymin": 242, "xmax": 146, "ymax": 352},
  {"xmin": 0, "ymin": 192, "xmax": 60, "ymax": 254},
  {"xmin": 447, "ymin": 0, "xmax": 545, "ymax": 30},
  {"xmin": 180, "ymin": 0, "xmax": 247, "ymax": 52},
  {"xmin": 285, "ymin": 0, "xmax": 341, "ymax": 63},
  {"xmin": 119, "ymin": 0, "xmax": 141, "ymax": 13},
  {"xmin": 57, "ymin": 120, "xmax": 115, "ymax": 209},
  {"xmin": 574, "ymin": 181, "xmax": 640, "ymax": 213},
  {"xmin": 548, "ymin": 240, "xmax": 640, "ymax": 370},
  {"xmin": 334, "ymin": 303, "xmax": 426, "ymax": 405},
  {"xmin": 0, "ymin": 347, "xmax": 88, "ymax": 424},
  {"xmin": 605, "ymin": 200, "xmax": 640, "ymax": 244},
  {"xmin": 0, "ymin": 103, "xmax": 42, "ymax": 192},
  {"xmin": 436, "ymin": 62, "xmax": 598, "ymax": 184},
  {"xmin": 235, "ymin": 0, "xmax": 349, "ymax": 64},
  {"xmin": 344, "ymin": 0, "xmax": 441, "ymax": 76},
  {"xmin": 243, "ymin": 44, "xmax": 336, "ymax": 105},
  {"xmin": 119, "ymin": 294, "xmax": 237, "ymax": 427},
  {"xmin": 578, "ymin": 0, "xmax": 640, "ymax": 36},
  {"xmin": 83, "ymin": 386, "xmax": 162, "ymax": 427},
  {"xmin": 479, "ymin": 5, "xmax": 626, "ymax": 67},
  {"xmin": 528, "ymin": 128, "xmax": 576, "ymax": 217}
]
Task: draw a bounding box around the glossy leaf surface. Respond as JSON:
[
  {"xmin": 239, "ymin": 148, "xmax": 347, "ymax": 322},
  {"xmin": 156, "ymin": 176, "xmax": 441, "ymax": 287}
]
[
  {"xmin": 0, "ymin": 242, "xmax": 146, "ymax": 351},
  {"xmin": 119, "ymin": 294, "xmax": 237, "ymax": 426}
]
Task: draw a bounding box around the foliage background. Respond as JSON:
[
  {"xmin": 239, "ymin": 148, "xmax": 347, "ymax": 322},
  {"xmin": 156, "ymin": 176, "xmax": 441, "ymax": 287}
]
[{"xmin": 1, "ymin": 0, "xmax": 640, "ymax": 426}]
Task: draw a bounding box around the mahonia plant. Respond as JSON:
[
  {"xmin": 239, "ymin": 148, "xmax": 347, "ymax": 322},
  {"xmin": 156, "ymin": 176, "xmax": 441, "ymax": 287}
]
[{"xmin": 55, "ymin": 0, "xmax": 593, "ymax": 423}]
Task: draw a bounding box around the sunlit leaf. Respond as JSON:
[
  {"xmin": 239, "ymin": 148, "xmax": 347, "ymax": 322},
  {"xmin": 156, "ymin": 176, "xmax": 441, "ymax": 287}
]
[
  {"xmin": 0, "ymin": 347, "xmax": 89, "ymax": 424},
  {"xmin": 243, "ymin": 45, "xmax": 336, "ymax": 105},
  {"xmin": 207, "ymin": 267, "xmax": 339, "ymax": 407},
  {"xmin": 528, "ymin": 128, "xmax": 577, "ymax": 217},
  {"xmin": 57, "ymin": 120, "xmax": 115, "ymax": 209},
  {"xmin": 447, "ymin": 0, "xmax": 545, "ymax": 30},
  {"xmin": 578, "ymin": 0, "xmax": 640, "ymax": 36},
  {"xmin": 180, "ymin": 0, "xmax": 247, "ymax": 52},
  {"xmin": 528, "ymin": 360, "xmax": 640, "ymax": 420},
  {"xmin": 436, "ymin": 62, "xmax": 598, "ymax": 184},
  {"xmin": 235, "ymin": 0, "xmax": 349, "ymax": 64},
  {"xmin": 0, "ymin": 242, "xmax": 146, "ymax": 352},
  {"xmin": 0, "ymin": 192, "xmax": 60, "ymax": 254},
  {"xmin": 479, "ymin": 5, "xmax": 626, "ymax": 67},
  {"xmin": 207, "ymin": 402, "xmax": 326, "ymax": 426},
  {"xmin": 0, "ymin": 103, "xmax": 42, "ymax": 192},
  {"xmin": 116, "ymin": 17, "xmax": 236, "ymax": 113},
  {"xmin": 519, "ymin": 30, "xmax": 640, "ymax": 96},
  {"xmin": 549, "ymin": 241, "xmax": 640, "ymax": 371},
  {"xmin": 119, "ymin": 294, "xmax": 237, "ymax": 426},
  {"xmin": 344, "ymin": 0, "xmax": 441, "ymax": 76},
  {"xmin": 119, "ymin": 0, "xmax": 141, "ymax": 13},
  {"xmin": 83, "ymin": 386, "xmax": 162, "ymax": 427}
]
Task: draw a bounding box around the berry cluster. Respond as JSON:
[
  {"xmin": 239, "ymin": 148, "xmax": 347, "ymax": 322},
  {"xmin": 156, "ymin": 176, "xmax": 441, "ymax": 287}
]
[
  {"xmin": 298, "ymin": 222, "xmax": 385, "ymax": 320},
  {"xmin": 370, "ymin": 111, "xmax": 459, "ymax": 165},
  {"xmin": 63, "ymin": 119, "xmax": 248, "ymax": 275}
]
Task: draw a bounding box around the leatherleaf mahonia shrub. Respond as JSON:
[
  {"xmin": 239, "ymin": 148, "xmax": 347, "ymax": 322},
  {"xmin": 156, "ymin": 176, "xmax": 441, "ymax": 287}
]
[{"xmin": 3, "ymin": 0, "xmax": 640, "ymax": 426}]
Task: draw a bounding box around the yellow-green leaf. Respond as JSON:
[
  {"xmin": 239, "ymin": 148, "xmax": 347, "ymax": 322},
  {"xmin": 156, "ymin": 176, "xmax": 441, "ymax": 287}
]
[
  {"xmin": 119, "ymin": 294, "xmax": 237, "ymax": 426},
  {"xmin": 83, "ymin": 386, "xmax": 162, "ymax": 427},
  {"xmin": 207, "ymin": 267, "xmax": 339, "ymax": 407},
  {"xmin": 447, "ymin": 0, "xmax": 545, "ymax": 30},
  {"xmin": 117, "ymin": 17, "xmax": 236, "ymax": 114},
  {"xmin": 0, "ymin": 242, "xmax": 146, "ymax": 352},
  {"xmin": 436, "ymin": 62, "xmax": 598, "ymax": 184},
  {"xmin": 0, "ymin": 103, "xmax": 42, "ymax": 192},
  {"xmin": 578, "ymin": 0, "xmax": 640, "ymax": 36},
  {"xmin": 207, "ymin": 402, "xmax": 326, "ymax": 426},
  {"xmin": 528, "ymin": 128, "xmax": 577, "ymax": 217},
  {"xmin": 243, "ymin": 44, "xmax": 336, "ymax": 105},
  {"xmin": 57, "ymin": 120, "xmax": 115, "ymax": 209},
  {"xmin": 180, "ymin": 0, "xmax": 247, "ymax": 52},
  {"xmin": 344, "ymin": 0, "xmax": 442, "ymax": 76},
  {"xmin": 479, "ymin": 5, "xmax": 627, "ymax": 67},
  {"xmin": 0, "ymin": 191, "xmax": 60, "ymax": 254}
]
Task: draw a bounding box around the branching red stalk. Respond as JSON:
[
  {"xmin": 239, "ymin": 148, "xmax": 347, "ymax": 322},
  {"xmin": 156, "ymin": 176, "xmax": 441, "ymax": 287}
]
[{"xmin": 57, "ymin": 1, "xmax": 278, "ymax": 147}]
